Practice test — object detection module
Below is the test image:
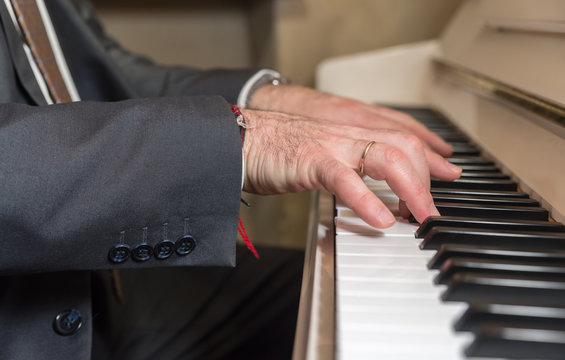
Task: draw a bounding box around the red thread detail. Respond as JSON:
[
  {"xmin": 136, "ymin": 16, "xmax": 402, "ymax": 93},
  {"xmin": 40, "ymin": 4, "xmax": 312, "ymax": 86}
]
[
  {"xmin": 238, "ymin": 217, "xmax": 259, "ymax": 259},
  {"xmin": 230, "ymin": 104, "xmax": 245, "ymax": 142},
  {"xmin": 230, "ymin": 104, "xmax": 242, "ymax": 116},
  {"xmin": 233, "ymin": 104, "xmax": 253, "ymax": 257}
]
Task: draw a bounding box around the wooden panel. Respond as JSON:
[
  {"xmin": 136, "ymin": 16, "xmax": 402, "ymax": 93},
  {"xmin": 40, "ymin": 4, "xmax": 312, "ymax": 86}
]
[{"xmin": 440, "ymin": 0, "xmax": 565, "ymax": 107}]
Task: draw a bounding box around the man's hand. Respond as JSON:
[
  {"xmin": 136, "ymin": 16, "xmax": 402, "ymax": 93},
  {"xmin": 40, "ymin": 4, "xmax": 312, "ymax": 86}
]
[
  {"xmin": 249, "ymin": 84, "xmax": 454, "ymax": 157},
  {"xmin": 241, "ymin": 109, "xmax": 461, "ymax": 228}
]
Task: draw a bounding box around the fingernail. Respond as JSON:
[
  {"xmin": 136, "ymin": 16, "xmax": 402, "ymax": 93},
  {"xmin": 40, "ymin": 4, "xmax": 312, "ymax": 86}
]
[
  {"xmin": 378, "ymin": 209, "xmax": 396, "ymax": 226},
  {"xmin": 430, "ymin": 204, "xmax": 441, "ymax": 217},
  {"xmin": 446, "ymin": 161, "xmax": 462, "ymax": 174}
]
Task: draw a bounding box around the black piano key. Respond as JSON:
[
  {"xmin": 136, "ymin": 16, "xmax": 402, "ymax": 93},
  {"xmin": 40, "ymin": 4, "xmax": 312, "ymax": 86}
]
[
  {"xmin": 389, "ymin": 106, "xmax": 447, "ymax": 122},
  {"xmin": 432, "ymin": 194, "xmax": 539, "ymax": 207},
  {"xmin": 438, "ymin": 134, "xmax": 470, "ymax": 143},
  {"xmin": 458, "ymin": 172, "xmax": 511, "ymax": 179},
  {"xmin": 420, "ymin": 227, "xmax": 565, "ymax": 251},
  {"xmin": 451, "ymin": 145, "xmax": 480, "ymax": 156},
  {"xmin": 425, "ymin": 124, "xmax": 456, "ymax": 131},
  {"xmin": 431, "ymin": 128, "xmax": 461, "ymax": 135},
  {"xmin": 431, "ymin": 188, "xmax": 530, "ymax": 198},
  {"xmin": 435, "ymin": 257, "xmax": 565, "ymax": 285},
  {"xmin": 457, "ymin": 165, "xmax": 501, "ymax": 172},
  {"xmin": 432, "ymin": 129, "xmax": 463, "ymax": 136},
  {"xmin": 431, "ymin": 178, "xmax": 517, "ymax": 191},
  {"xmin": 442, "ymin": 273, "xmax": 565, "ymax": 307},
  {"xmin": 416, "ymin": 216, "xmax": 565, "ymax": 239},
  {"xmin": 454, "ymin": 303, "xmax": 565, "ymax": 333},
  {"xmin": 434, "ymin": 203, "xmax": 548, "ymax": 220},
  {"xmin": 447, "ymin": 156, "xmax": 495, "ymax": 166},
  {"xmin": 418, "ymin": 118, "xmax": 450, "ymax": 126},
  {"xmin": 465, "ymin": 325, "xmax": 565, "ymax": 359},
  {"xmin": 428, "ymin": 245, "xmax": 565, "ymax": 270}
]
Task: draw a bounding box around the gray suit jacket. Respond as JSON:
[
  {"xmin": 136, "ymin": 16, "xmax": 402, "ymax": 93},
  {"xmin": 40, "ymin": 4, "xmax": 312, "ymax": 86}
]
[{"xmin": 0, "ymin": 1, "xmax": 255, "ymax": 358}]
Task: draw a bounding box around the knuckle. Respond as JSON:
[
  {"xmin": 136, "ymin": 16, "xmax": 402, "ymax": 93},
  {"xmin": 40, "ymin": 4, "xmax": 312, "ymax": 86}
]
[
  {"xmin": 401, "ymin": 133, "xmax": 424, "ymax": 151},
  {"xmin": 317, "ymin": 158, "xmax": 344, "ymax": 183},
  {"xmin": 413, "ymin": 182, "xmax": 430, "ymax": 199},
  {"xmin": 382, "ymin": 146, "xmax": 405, "ymax": 164},
  {"xmin": 391, "ymin": 109, "xmax": 416, "ymax": 124}
]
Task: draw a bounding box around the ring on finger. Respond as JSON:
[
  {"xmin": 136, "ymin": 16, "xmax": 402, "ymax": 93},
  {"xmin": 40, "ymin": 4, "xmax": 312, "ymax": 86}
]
[{"xmin": 358, "ymin": 140, "xmax": 376, "ymax": 177}]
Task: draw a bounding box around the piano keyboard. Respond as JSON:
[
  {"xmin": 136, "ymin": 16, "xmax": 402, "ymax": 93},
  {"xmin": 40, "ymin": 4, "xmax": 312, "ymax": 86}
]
[{"xmin": 334, "ymin": 107, "xmax": 565, "ymax": 359}]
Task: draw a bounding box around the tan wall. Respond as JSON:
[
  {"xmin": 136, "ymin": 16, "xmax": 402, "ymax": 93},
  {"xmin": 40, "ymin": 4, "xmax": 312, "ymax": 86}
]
[
  {"xmin": 95, "ymin": 6, "xmax": 251, "ymax": 69},
  {"xmin": 95, "ymin": 0, "xmax": 462, "ymax": 249},
  {"xmin": 275, "ymin": 0, "xmax": 462, "ymax": 85},
  {"xmin": 95, "ymin": 0, "xmax": 461, "ymax": 85}
]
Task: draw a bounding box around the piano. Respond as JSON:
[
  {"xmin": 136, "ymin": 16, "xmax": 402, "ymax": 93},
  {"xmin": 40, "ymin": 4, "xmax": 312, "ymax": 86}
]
[{"xmin": 292, "ymin": 0, "xmax": 565, "ymax": 359}]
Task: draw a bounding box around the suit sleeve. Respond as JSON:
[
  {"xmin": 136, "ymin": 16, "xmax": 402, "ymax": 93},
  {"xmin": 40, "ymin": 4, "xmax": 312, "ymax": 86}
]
[
  {"xmin": 0, "ymin": 95, "xmax": 241, "ymax": 275},
  {"xmin": 70, "ymin": 0, "xmax": 258, "ymax": 103}
]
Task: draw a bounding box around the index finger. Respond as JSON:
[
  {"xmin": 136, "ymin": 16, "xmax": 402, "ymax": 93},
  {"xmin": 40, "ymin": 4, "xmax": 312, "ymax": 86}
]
[{"xmin": 316, "ymin": 158, "xmax": 396, "ymax": 228}]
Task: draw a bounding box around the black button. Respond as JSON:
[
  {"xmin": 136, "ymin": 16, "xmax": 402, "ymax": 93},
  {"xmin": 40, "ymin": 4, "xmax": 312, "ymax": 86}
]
[
  {"xmin": 53, "ymin": 309, "xmax": 82, "ymax": 336},
  {"xmin": 132, "ymin": 243, "xmax": 153, "ymax": 262},
  {"xmin": 154, "ymin": 239, "xmax": 175, "ymax": 260},
  {"xmin": 175, "ymin": 235, "xmax": 196, "ymax": 256},
  {"xmin": 108, "ymin": 244, "xmax": 130, "ymax": 264}
]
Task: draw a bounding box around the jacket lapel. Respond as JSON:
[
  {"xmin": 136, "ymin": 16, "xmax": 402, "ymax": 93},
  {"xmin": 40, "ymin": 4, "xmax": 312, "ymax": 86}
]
[{"xmin": 0, "ymin": 2, "xmax": 47, "ymax": 105}]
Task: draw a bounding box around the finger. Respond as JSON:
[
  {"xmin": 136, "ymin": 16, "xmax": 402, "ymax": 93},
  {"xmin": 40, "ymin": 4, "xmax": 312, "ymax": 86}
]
[
  {"xmin": 329, "ymin": 132, "xmax": 431, "ymax": 192},
  {"xmin": 317, "ymin": 159, "xmax": 396, "ymax": 228},
  {"xmin": 388, "ymin": 132, "xmax": 430, "ymax": 190},
  {"xmin": 362, "ymin": 142, "xmax": 440, "ymax": 222},
  {"xmin": 425, "ymin": 148, "xmax": 462, "ymax": 181},
  {"xmin": 347, "ymin": 131, "xmax": 460, "ymax": 182},
  {"xmin": 366, "ymin": 105, "xmax": 453, "ymax": 156},
  {"xmin": 405, "ymin": 121, "xmax": 453, "ymax": 157},
  {"xmin": 398, "ymin": 200, "xmax": 410, "ymax": 219}
]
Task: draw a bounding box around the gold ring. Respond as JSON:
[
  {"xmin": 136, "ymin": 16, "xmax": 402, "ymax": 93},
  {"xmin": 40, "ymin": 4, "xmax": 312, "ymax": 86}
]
[{"xmin": 358, "ymin": 140, "xmax": 376, "ymax": 177}]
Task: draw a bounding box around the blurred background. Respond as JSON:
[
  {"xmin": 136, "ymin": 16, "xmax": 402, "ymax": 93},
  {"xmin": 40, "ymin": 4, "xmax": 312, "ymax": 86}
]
[{"xmin": 93, "ymin": 0, "xmax": 462, "ymax": 250}]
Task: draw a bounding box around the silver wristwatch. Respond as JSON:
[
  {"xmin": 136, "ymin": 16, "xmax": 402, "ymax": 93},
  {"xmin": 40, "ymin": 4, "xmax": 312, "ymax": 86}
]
[{"xmin": 237, "ymin": 69, "xmax": 288, "ymax": 108}]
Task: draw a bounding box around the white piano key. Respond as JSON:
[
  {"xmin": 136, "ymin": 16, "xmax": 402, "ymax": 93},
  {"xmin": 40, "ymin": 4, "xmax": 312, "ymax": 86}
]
[
  {"xmin": 337, "ymin": 234, "xmax": 422, "ymax": 246},
  {"xmin": 332, "ymin": 178, "xmax": 474, "ymax": 360},
  {"xmin": 337, "ymin": 237, "xmax": 421, "ymax": 248},
  {"xmin": 340, "ymin": 301, "xmax": 467, "ymax": 318},
  {"xmin": 341, "ymin": 307, "xmax": 463, "ymax": 325},
  {"xmin": 338, "ymin": 339, "xmax": 467, "ymax": 360},
  {"xmin": 337, "ymin": 287, "xmax": 461, "ymax": 307},
  {"xmin": 337, "ymin": 195, "xmax": 400, "ymax": 211},
  {"xmin": 336, "ymin": 254, "xmax": 431, "ymax": 267},
  {"xmin": 336, "ymin": 243, "xmax": 429, "ymax": 255},
  {"xmin": 339, "ymin": 326, "xmax": 470, "ymax": 348},
  {"xmin": 338, "ymin": 330, "xmax": 472, "ymax": 357},
  {"xmin": 338, "ymin": 278, "xmax": 446, "ymax": 294},
  {"xmin": 338, "ymin": 294, "xmax": 454, "ymax": 308},
  {"xmin": 338, "ymin": 266, "xmax": 437, "ymax": 281},
  {"xmin": 338, "ymin": 291, "xmax": 441, "ymax": 300},
  {"xmin": 335, "ymin": 217, "xmax": 418, "ymax": 236},
  {"xmin": 336, "ymin": 215, "xmax": 416, "ymax": 231}
]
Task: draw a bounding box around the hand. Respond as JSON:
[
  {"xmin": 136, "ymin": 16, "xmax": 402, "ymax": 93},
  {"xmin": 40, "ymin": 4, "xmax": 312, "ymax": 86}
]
[
  {"xmin": 241, "ymin": 109, "xmax": 460, "ymax": 228},
  {"xmin": 249, "ymin": 84, "xmax": 454, "ymax": 157}
]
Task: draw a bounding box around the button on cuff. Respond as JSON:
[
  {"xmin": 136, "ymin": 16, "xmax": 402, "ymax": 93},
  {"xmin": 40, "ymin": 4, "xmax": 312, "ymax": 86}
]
[
  {"xmin": 132, "ymin": 243, "xmax": 153, "ymax": 262},
  {"xmin": 175, "ymin": 235, "xmax": 196, "ymax": 256},
  {"xmin": 53, "ymin": 309, "xmax": 82, "ymax": 336},
  {"xmin": 108, "ymin": 244, "xmax": 130, "ymax": 264},
  {"xmin": 154, "ymin": 239, "xmax": 175, "ymax": 260}
]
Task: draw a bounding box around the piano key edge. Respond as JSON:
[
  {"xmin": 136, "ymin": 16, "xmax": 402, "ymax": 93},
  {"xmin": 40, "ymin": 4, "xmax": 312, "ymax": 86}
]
[{"xmin": 292, "ymin": 190, "xmax": 336, "ymax": 360}]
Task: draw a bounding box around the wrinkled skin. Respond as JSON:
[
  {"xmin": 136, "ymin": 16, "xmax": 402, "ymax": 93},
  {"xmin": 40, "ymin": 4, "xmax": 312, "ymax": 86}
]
[{"xmin": 242, "ymin": 84, "xmax": 461, "ymax": 228}]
